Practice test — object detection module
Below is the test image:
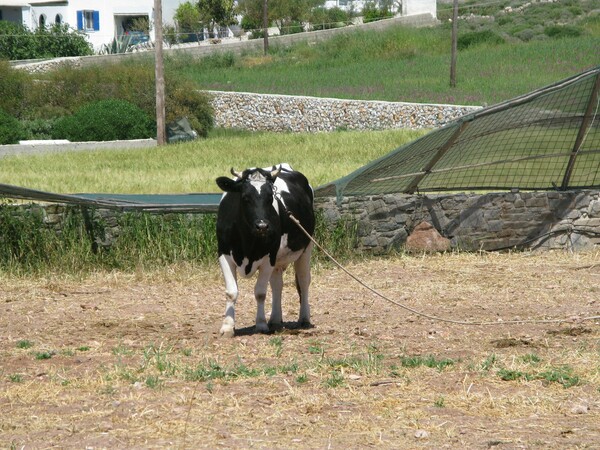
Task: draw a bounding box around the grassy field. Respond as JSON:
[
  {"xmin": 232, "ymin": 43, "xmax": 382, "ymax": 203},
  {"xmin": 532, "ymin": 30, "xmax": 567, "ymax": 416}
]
[
  {"xmin": 0, "ymin": 128, "xmax": 427, "ymax": 194},
  {"xmin": 173, "ymin": 22, "xmax": 600, "ymax": 106}
]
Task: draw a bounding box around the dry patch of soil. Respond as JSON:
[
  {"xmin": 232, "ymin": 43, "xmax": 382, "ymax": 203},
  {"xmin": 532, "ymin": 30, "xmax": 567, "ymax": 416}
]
[{"xmin": 1, "ymin": 251, "xmax": 599, "ymax": 448}]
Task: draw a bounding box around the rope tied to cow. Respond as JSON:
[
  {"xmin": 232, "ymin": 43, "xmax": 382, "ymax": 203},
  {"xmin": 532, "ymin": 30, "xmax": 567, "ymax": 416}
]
[{"xmin": 286, "ymin": 211, "xmax": 600, "ymax": 327}]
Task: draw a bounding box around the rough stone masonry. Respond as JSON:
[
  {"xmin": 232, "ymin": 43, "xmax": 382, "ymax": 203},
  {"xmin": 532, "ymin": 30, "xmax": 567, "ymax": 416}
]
[{"xmin": 209, "ymin": 91, "xmax": 480, "ymax": 132}]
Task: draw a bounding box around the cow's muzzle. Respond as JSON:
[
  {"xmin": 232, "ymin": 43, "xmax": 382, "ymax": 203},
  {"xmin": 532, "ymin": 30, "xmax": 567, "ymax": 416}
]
[{"xmin": 254, "ymin": 220, "xmax": 270, "ymax": 235}]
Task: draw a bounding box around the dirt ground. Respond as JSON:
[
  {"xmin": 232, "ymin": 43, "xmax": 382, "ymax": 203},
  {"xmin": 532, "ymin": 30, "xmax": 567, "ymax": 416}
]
[{"xmin": 1, "ymin": 251, "xmax": 599, "ymax": 449}]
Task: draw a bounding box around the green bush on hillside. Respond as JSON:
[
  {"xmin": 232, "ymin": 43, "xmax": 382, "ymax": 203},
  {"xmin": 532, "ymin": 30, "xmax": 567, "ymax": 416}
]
[
  {"xmin": 457, "ymin": 30, "xmax": 505, "ymax": 50},
  {"xmin": 28, "ymin": 61, "xmax": 214, "ymax": 137},
  {"xmin": 0, "ymin": 109, "xmax": 26, "ymax": 144},
  {"xmin": 544, "ymin": 25, "xmax": 583, "ymax": 39},
  {"xmin": 0, "ymin": 60, "xmax": 29, "ymax": 118},
  {"xmin": 53, "ymin": 99, "xmax": 155, "ymax": 141}
]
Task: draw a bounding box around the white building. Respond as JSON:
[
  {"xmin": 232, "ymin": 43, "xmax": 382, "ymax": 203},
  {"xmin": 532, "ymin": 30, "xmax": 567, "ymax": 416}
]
[
  {"xmin": 323, "ymin": 0, "xmax": 436, "ymax": 17},
  {"xmin": 0, "ymin": 0, "xmax": 437, "ymax": 52},
  {"xmin": 0, "ymin": 0, "xmax": 187, "ymax": 51}
]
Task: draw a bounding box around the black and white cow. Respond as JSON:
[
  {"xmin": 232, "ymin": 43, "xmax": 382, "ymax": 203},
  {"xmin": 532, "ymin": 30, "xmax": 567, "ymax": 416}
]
[{"xmin": 215, "ymin": 163, "xmax": 315, "ymax": 337}]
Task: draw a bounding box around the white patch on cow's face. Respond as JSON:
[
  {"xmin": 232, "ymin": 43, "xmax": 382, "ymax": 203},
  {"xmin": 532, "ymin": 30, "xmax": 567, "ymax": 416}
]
[{"xmin": 248, "ymin": 171, "xmax": 268, "ymax": 195}]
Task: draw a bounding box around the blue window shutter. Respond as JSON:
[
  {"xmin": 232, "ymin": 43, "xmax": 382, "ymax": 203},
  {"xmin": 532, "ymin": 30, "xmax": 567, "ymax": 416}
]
[
  {"xmin": 76, "ymin": 10, "xmax": 83, "ymax": 30},
  {"xmin": 93, "ymin": 11, "xmax": 100, "ymax": 31}
]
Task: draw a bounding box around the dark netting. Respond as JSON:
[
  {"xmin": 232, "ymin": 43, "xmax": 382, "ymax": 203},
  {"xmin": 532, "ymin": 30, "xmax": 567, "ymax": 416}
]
[{"xmin": 315, "ymin": 66, "xmax": 600, "ymax": 199}]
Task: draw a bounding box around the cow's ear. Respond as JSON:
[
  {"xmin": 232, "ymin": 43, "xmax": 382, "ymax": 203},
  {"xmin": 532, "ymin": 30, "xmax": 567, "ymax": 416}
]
[{"xmin": 216, "ymin": 176, "xmax": 241, "ymax": 192}]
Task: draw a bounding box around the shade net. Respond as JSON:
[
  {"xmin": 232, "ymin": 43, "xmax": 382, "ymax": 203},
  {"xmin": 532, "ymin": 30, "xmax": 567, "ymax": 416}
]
[{"xmin": 315, "ymin": 66, "xmax": 600, "ymax": 199}]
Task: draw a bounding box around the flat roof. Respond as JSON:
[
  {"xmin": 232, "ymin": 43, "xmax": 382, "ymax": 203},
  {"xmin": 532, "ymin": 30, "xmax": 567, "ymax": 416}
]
[{"xmin": 0, "ymin": 1, "xmax": 66, "ymax": 6}]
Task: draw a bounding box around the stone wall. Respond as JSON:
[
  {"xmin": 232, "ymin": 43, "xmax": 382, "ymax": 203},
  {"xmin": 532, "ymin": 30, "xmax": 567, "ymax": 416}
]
[
  {"xmin": 209, "ymin": 91, "xmax": 480, "ymax": 132},
  {"xmin": 6, "ymin": 190, "xmax": 599, "ymax": 254},
  {"xmin": 315, "ymin": 190, "xmax": 600, "ymax": 253}
]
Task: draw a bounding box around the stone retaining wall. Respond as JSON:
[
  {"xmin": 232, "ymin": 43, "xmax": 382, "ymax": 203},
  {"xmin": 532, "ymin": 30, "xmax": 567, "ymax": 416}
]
[
  {"xmin": 6, "ymin": 190, "xmax": 600, "ymax": 253},
  {"xmin": 209, "ymin": 91, "xmax": 480, "ymax": 132},
  {"xmin": 315, "ymin": 190, "xmax": 600, "ymax": 253}
]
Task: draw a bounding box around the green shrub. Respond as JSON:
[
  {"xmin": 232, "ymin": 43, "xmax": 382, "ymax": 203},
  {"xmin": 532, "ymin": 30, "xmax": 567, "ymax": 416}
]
[
  {"xmin": 279, "ymin": 21, "xmax": 304, "ymax": 35},
  {"xmin": 457, "ymin": 30, "xmax": 505, "ymax": 50},
  {"xmin": 21, "ymin": 118, "xmax": 56, "ymax": 140},
  {"xmin": 32, "ymin": 61, "xmax": 214, "ymax": 137},
  {"xmin": 0, "ymin": 21, "xmax": 37, "ymax": 60},
  {"xmin": 310, "ymin": 7, "xmax": 350, "ymax": 31},
  {"xmin": 33, "ymin": 24, "xmax": 93, "ymax": 58},
  {"xmin": 165, "ymin": 78, "xmax": 214, "ymax": 137},
  {"xmin": 53, "ymin": 99, "xmax": 155, "ymax": 141},
  {"xmin": 0, "ymin": 109, "xmax": 26, "ymax": 144},
  {"xmin": 0, "ymin": 21, "xmax": 92, "ymax": 60},
  {"xmin": 544, "ymin": 25, "xmax": 583, "ymax": 39},
  {"xmin": 362, "ymin": 2, "xmax": 393, "ymax": 23},
  {"xmin": 0, "ymin": 61, "xmax": 29, "ymax": 117}
]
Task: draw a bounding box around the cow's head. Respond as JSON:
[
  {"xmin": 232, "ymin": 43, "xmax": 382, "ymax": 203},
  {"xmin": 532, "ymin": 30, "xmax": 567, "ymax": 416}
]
[{"xmin": 216, "ymin": 167, "xmax": 282, "ymax": 237}]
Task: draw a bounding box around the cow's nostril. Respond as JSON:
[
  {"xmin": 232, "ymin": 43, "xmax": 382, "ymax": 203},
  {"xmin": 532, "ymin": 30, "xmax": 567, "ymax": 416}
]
[{"xmin": 255, "ymin": 220, "xmax": 269, "ymax": 231}]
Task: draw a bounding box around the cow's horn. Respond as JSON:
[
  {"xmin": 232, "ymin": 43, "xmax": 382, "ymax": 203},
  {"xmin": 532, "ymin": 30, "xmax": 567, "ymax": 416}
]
[
  {"xmin": 270, "ymin": 167, "xmax": 281, "ymax": 178},
  {"xmin": 230, "ymin": 167, "xmax": 243, "ymax": 179}
]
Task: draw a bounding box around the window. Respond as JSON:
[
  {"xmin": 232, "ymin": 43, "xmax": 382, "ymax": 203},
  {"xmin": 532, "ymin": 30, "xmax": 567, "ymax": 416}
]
[
  {"xmin": 55, "ymin": 14, "xmax": 62, "ymax": 25},
  {"xmin": 39, "ymin": 14, "xmax": 46, "ymax": 28},
  {"xmin": 77, "ymin": 10, "xmax": 99, "ymax": 31}
]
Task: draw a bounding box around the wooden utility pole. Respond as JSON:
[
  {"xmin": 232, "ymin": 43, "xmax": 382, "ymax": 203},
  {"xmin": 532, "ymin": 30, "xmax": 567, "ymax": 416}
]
[
  {"xmin": 263, "ymin": 0, "xmax": 269, "ymax": 55},
  {"xmin": 154, "ymin": 0, "xmax": 166, "ymax": 145},
  {"xmin": 450, "ymin": 0, "xmax": 458, "ymax": 88}
]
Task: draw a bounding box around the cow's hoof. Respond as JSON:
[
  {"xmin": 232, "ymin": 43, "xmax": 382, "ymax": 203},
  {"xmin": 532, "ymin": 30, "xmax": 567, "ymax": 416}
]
[
  {"xmin": 299, "ymin": 320, "xmax": 312, "ymax": 329},
  {"xmin": 219, "ymin": 325, "xmax": 235, "ymax": 338},
  {"xmin": 268, "ymin": 320, "xmax": 283, "ymax": 331},
  {"xmin": 255, "ymin": 322, "xmax": 270, "ymax": 334}
]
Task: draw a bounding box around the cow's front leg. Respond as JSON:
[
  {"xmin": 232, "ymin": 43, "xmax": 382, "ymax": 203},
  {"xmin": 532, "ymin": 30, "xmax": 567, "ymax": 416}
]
[
  {"xmin": 255, "ymin": 265, "xmax": 274, "ymax": 333},
  {"xmin": 269, "ymin": 267, "xmax": 285, "ymax": 328},
  {"xmin": 219, "ymin": 255, "xmax": 238, "ymax": 338}
]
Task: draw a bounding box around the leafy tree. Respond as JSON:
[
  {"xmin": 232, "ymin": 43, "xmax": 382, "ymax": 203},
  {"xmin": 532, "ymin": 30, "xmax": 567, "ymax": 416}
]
[
  {"xmin": 237, "ymin": 0, "xmax": 267, "ymax": 31},
  {"xmin": 310, "ymin": 6, "xmax": 350, "ymax": 31},
  {"xmin": 237, "ymin": 0, "xmax": 325, "ymax": 34},
  {"xmin": 362, "ymin": 1, "xmax": 393, "ymax": 23},
  {"xmin": 198, "ymin": 0, "xmax": 238, "ymax": 37},
  {"xmin": 174, "ymin": 1, "xmax": 203, "ymax": 34},
  {"xmin": 270, "ymin": 0, "xmax": 324, "ymax": 34}
]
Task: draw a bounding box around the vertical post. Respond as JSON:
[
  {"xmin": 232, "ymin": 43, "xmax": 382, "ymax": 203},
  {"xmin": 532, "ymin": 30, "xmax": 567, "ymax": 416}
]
[
  {"xmin": 154, "ymin": 0, "xmax": 166, "ymax": 145},
  {"xmin": 262, "ymin": 0, "xmax": 269, "ymax": 55},
  {"xmin": 450, "ymin": 0, "xmax": 458, "ymax": 88},
  {"xmin": 560, "ymin": 73, "xmax": 600, "ymax": 190}
]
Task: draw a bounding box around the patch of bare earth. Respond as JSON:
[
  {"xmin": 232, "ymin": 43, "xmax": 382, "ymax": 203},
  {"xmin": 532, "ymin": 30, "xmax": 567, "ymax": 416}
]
[{"xmin": 1, "ymin": 251, "xmax": 599, "ymax": 448}]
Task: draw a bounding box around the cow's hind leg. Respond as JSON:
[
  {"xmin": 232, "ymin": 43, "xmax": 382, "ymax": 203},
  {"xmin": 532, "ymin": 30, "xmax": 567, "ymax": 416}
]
[
  {"xmin": 294, "ymin": 242, "xmax": 313, "ymax": 326},
  {"xmin": 219, "ymin": 255, "xmax": 238, "ymax": 338},
  {"xmin": 254, "ymin": 266, "xmax": 273, "ymax": 333},
  {"xmin": 268, "ymin": 267, "xmax": 285, "ymax": 329}
]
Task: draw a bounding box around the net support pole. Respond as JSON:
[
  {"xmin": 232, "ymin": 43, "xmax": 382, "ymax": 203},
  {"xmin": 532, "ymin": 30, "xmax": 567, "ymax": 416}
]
[
  {"xmin": 405, "ymin": 121, "xmax": 469, "ymax": 194},
  {"xmin": 561, "ymin": 72, "xmax": 600, "ymax": 190},
  {"xmin": 154, "ymin": 0, "xmax": 166, "ymax": 145}
]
